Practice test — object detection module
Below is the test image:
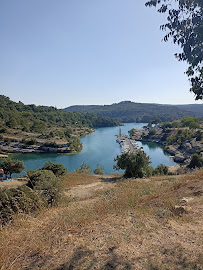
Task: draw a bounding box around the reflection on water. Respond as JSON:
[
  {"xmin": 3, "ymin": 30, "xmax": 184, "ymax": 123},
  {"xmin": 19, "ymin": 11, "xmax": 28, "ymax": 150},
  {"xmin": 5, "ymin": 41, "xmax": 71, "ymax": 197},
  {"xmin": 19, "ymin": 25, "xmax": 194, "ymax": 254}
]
[{"xmin": 12, "ymin": 123, "xmax": 177, "ymax": 176}]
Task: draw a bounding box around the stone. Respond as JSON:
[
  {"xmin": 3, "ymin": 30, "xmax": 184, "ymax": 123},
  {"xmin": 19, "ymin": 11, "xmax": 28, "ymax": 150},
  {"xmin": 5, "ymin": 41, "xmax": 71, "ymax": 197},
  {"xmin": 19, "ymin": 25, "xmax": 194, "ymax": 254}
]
[{"xmin": 173, "ymin": 205, "xmax": 188, "ymax": 216}]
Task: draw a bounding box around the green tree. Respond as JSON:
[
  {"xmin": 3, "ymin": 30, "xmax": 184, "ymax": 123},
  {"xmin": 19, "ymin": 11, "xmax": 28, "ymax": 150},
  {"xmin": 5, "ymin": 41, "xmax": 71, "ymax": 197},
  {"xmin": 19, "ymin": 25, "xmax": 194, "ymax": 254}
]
[
  {"xmin": 0, "ymin": 158, "xmax": 25, "ymax": 178},
  {"xmin": 27, "ymin": 170, "xmax": 61, "ymax": 206},
  {"xmin": 114, "ymin": 151, "xmax": 151, "ymax": 178},
  {"xmin": 146, "ymin": 0, "xmax": 203, "ymax": 100},
  {"xmin": 153, "ymin": 164, "xmax": 168, "ymax": 175},
  {"xmin": 75, "ymin": 162, "xmax": 92, "ymax": 174},
  {"xmin": 42, "ymin": 161, "xmax": 67, "ymax": 176},
  {"xmin": 188, "ymin": 153, "xmax": 203, "ymax": 168},
  {"xmin": 94, "ymin": 164, "xmax": 104, "ymax": 175}
]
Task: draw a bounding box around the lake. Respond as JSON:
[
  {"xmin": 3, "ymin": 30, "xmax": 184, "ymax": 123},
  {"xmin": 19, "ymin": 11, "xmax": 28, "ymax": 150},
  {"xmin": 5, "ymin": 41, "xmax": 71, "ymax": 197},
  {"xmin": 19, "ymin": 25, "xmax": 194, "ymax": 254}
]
[{"xmin": 12, "ymin": 123, "xmax": 177, "ymax": 176}]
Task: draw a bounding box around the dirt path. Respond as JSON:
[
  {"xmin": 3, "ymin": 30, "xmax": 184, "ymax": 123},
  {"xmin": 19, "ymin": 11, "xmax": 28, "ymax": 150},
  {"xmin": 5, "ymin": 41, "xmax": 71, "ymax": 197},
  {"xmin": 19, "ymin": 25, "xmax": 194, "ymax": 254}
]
[
  {"xmin": 65, "ymin": 180, "xmax": 114, "ymax": 200},
  {"xmin": 0, "ymin": 178, "xmax": 27, "ymax": 189}
]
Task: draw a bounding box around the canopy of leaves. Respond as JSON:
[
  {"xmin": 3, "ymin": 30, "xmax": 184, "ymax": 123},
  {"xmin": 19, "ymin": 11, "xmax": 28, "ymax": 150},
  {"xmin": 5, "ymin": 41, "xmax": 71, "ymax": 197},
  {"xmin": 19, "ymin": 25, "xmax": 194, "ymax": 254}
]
[
  {"xmin": 188, "ymin": 153, "xmax": 203, "ymax": 168},
  {"xmin": 27, "ymin": 170, "xmax": 61, "ymax": 206},
  {"xmin": 75, "ymin": 162, "xmax": 92, "ymax": 174},
  {"xmin": 0, "ymin": 158, "xmax": 25, "ymax": 178},
  {"xmin": 153, "ymin": 164, "xmax": 169, "ymax": 175},
  {"xmin": 65, "ymin": 101, "xmax": 202, "ymax": 123},
  {"xmin": 93, "ymin": 164, "xmax": 104, "ymax": 175},
  {"xmin": 114, "ymin": 151, "xmax": 151, "ymax": 178},
  {"xmin": 145, "ymin": 0, "xmax": 203, "ymax": 100},
  {"xmin": 0, "ymin": 95, "xmax": 120, "ymax": 133},
  {"xmin": 42, "ymin": 161, "xmax": 67, "ymax": 176}
]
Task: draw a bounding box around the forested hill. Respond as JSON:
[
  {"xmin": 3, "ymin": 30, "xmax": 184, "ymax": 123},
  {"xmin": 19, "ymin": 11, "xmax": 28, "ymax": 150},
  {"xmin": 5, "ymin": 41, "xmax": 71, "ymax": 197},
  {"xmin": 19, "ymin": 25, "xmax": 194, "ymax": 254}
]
[
  {"xmin": 64, "ymin": 101, "xmax": 203, "ymax": 123},
  {"xmin": 0, "ymin": 95, "xmax": 120, "ymax": 130},
  {"xmin": 175, "ymin": 104, "xmax": 203, "ymax": 115}
]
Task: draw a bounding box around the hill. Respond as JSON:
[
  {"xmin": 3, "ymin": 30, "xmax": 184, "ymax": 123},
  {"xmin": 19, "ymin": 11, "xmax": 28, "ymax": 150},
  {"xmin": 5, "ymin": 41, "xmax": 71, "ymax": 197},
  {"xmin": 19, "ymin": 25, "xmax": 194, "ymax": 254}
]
[
  {"xmin": 0, "ymin": 95, "xmax": 119, "ymax": 153},
  {"xmin": 176, "ymin": 104, "xmax": 203, "ymax": 115},
  {"xmin": 64, "ymin": 101, "xmax": 203, "ymax": 122},
  {"xmin": 0, "ymin": 170, "xmax": 203, "ymax": 269}
]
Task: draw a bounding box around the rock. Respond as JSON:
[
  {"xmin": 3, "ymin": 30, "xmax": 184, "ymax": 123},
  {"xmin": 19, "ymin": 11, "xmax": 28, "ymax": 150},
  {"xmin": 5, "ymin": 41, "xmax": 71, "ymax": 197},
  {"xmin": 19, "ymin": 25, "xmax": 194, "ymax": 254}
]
[
  {"xmin": 174, "ymin": 152, "xmax": 185, "ymax": 163},
  {"xmin": 182, "ymin": 142, "xmax": 196, "ymax": 154},
  {"xmin": 173, "ymin": 205, "xmax": 188, "ymax": 216},
  {"xmin": 179, "ymin": 197, "xmax": 194, "ymax": 205},
  {"xmin": 165, "ymin": 146, "xmax": 177, "ymax": 155}
]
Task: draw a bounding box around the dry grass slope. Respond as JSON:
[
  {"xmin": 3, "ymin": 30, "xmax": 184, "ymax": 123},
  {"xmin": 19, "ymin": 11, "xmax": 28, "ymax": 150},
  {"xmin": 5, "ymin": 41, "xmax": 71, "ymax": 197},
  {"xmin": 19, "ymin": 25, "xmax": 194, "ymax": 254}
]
[{"xmin": 0, "ymin": 170, "xmax": 203, "ymax": 269}]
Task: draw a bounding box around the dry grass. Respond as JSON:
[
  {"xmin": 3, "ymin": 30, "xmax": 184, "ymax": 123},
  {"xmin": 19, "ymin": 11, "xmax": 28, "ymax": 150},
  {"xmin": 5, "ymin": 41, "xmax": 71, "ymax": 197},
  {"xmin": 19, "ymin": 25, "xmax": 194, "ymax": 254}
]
[
  {"xmin": 0, "ymin": 170, "xmax": 203, "ymax": 269},
  {"xmin": 60, "ymin": 173, "xmax": 101, "ymax": 189}
]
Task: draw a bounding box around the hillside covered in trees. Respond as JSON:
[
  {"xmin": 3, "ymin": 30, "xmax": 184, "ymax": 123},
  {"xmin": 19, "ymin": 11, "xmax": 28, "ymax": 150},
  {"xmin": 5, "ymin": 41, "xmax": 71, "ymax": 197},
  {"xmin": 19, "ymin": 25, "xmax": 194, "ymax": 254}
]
[
  {"xmin": 0, "ymin": 95, "xmax": 119, "ymax": 153},
  {"xmin": 65, "ymin": 101, "xmax": 203, "ymax": 123}
]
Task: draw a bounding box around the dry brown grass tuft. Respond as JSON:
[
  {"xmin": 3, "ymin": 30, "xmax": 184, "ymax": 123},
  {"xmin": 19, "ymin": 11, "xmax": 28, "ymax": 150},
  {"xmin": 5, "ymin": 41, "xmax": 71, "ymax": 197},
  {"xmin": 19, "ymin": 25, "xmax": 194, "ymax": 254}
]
[{"xmin": 61, "ymin": 173, "xmax": 100, "ymax": 189}]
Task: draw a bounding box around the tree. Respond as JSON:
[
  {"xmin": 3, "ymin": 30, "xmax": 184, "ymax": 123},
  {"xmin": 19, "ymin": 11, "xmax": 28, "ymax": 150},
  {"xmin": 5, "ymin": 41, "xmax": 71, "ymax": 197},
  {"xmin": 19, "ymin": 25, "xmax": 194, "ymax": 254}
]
[
  {"xmin": 42, "ymin": 161, "xmax": 67, "ymax": 176},
  {"xmin": 153, "ymin": 164, "xmax": 168, "ymax": 175},
  {"xmin": 94, "ymin": 164, "xmax": 104, "ymax": 175},
  {"xmin": 0, "ymin": 158, "xmax": 25, "ymax": 178},
  {"xmin": 146, "ymin": 0, "xmax": 203, "ymax": 100},
  {"xmin": 114, "ymin": 151, "xmax": 151, "ymax": 178},
  {"xmin": 26, "ymin": 170, "xmax": 61, "ymax": 206},
  {"xmin": 75, "ymin": 162, "xmax": 92, "ymax": 174},
  {"xmin": 188, "ymin": 153, "xmax": 203, "ymax": 168}
]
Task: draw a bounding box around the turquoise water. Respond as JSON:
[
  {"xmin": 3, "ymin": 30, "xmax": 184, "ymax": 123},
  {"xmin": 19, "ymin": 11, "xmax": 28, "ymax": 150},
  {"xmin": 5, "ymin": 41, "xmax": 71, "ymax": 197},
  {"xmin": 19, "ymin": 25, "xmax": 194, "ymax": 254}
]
[{"xmin": 12, "ymin": 123, "xmax": 177, "ymax": 176}]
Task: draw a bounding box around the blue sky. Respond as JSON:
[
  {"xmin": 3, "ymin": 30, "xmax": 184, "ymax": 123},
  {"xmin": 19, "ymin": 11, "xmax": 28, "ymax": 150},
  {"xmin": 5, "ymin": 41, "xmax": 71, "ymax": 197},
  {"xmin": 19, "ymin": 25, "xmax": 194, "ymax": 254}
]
[{"xmin": 0, "ymin": 0, "xmax": 201, "ymax": 107}]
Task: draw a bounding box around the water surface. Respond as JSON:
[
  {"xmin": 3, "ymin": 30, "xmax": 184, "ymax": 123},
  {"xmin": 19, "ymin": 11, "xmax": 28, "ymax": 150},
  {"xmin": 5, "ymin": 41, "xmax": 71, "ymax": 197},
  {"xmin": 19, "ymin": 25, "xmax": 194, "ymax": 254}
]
[{"xmin": 12, "ymin": 123, "xmax": 177, "ymax": 176}]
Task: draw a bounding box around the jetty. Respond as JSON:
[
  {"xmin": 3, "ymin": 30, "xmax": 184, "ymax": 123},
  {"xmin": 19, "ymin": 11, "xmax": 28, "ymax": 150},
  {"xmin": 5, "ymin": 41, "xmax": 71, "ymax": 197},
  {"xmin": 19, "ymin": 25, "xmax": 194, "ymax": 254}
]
[{"xmin": 116, "ymin": 128, "xmax": 142, "ymax": 154}]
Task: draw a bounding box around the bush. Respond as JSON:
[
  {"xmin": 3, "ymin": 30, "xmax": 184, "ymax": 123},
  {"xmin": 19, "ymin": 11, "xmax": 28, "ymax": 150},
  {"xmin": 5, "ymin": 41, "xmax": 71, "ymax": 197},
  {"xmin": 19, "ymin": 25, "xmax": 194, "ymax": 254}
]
[
  {"xmin": 42, "ymin": 161, "xmax": 67, "ymax": 176},
  {"xmin": 0, "ymin": 158, "xmax": 25, "ymax": 178},
  {"xmin": 114, "ymin": 151, "xmax": 151, "ymax": 178},
  {"xmin": 153, "ymin": 164, "xmax": 168, "ymax": 175},
  {"xmin": 75, "ymin": 162, "xmax": 92, "ymax": 174},
  {"xmin": 146, "ymin": 166, "xmax": 154, "ymax": 177},
  {"xmin": 0, "ymin": 186, "xmax": 43, "ymax": 224},
  {"xmin": 188, "ymin": 154, "xmax": 203, "ymax": 169},
  {"xmin": 27, "ymin": 170, "xmax": 61, "ymax": 206},
  {"xmin": 94, "ymin": 164, "xmax": 104, "ymax": 175}
]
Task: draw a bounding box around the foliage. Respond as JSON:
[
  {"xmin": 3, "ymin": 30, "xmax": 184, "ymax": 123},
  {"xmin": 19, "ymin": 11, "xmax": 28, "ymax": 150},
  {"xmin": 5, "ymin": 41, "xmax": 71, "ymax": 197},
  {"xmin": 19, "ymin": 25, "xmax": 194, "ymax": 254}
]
[
  {"xmin": 0, "ymin": 158, "xmax": 25, "ymax": 178},
  {"xmin": 65, "ymin": 101, "xmax": 202, "ymax": 123},
  {"xmin": 145, "ymin": 0, "xmax": 203, "ymax": 100},
  {"xmin": 27, "ymin": 170, "xmax": 61, "ymax": 206},
  {"xmin": 153, "ymin": 164, "xmax": 168, "ymax": 175},
  {"xmin": 0, "ymin": 95, "xmax": 120, "ymax": 133},
  {"xmin": 188, "ymin": 153, "xmax": 203, "ymax": 168},
  {"xmin": 128, "ymin": 128, "xmax": 136, "ymax": 138},
  {"xmin": 42, "ymin": 161, "xmax": 67, "ymax": 176},
  {"xmin": 0, "ymin": 186, "xmax": 43, "ymax": 224},
  {"xmin": 93, "ymin": 164, "xmax": 104, "ymax": 175},
  {"xmin": 75, "ymin": 162, "xmax": 92, "ymax": 174},
  {"xmin": 114, "ymin": 151, "xmax": 151, "ymax": 178},
  {"xmin": 181, "ymin": 116, "xmax": 200, "ymax": 129}
]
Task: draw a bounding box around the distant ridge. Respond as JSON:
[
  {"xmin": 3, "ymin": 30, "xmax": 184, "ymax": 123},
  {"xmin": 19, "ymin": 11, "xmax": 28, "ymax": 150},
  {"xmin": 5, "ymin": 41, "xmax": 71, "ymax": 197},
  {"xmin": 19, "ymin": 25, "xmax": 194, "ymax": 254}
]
[{"xmin": 64, "ymin": 101, "xmax": 203, "ymax": 123}]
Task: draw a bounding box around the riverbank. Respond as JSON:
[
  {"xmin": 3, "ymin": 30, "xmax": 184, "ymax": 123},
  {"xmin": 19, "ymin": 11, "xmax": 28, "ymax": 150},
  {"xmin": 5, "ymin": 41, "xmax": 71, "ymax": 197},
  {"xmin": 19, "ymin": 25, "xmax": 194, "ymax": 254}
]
[
  {"xmin": 131, "ymin": 124, "xmax": 203, "ymax": 164},
  {"xmin": 0, "ymin": 126, "xmax": 95, "ymax": 155}
]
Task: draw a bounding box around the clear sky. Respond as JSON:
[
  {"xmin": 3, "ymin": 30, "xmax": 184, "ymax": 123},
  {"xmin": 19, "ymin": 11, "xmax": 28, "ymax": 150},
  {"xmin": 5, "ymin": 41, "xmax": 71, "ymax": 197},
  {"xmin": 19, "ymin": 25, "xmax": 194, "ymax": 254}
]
[{"xmin": 0, "ymin": 0, "xmax": 202, "ymax": 108}]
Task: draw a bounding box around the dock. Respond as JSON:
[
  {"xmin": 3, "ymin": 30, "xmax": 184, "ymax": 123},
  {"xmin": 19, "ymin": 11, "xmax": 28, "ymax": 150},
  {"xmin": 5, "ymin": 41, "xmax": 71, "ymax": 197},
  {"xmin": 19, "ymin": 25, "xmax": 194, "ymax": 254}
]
[{"xmin": 116, "ymin": 134, "xmax": 142, "ymax": 154}]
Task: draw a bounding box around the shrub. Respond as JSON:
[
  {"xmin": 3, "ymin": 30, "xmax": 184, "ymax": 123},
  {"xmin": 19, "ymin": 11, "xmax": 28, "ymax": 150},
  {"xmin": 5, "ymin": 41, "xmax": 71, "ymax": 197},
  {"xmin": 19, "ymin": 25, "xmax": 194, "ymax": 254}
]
[
  {"xmin": 27, "ymin": 170, "xmax": 61, "ymax": 206},
  {"xmin": 114, "ymin": 151, "xmax": 151, "ymax": 178},
  {"xmin": 153, "ymin": 164, "xmax": 168, "ymax": 175},
  {"xmin": 94, "ymin": 164, "xmax": 104, "ymax": 175},
  {"xmin": 75, "ymin": 162, "xmax": 92, "ymax": 174},
  {"xmin": 0, "ymin": 186, "xmax": 43, "ymax": 224},
  {"xmin": 0, "ymin": 158, "xmax": 25, "ymax": 178},
  {"xmin": 188, "ymin": 154, "xmax": 203, "ymax": 169},
  {"xmin": 42, "ymin": 161, "xmax": 67, "ymax": 176}
]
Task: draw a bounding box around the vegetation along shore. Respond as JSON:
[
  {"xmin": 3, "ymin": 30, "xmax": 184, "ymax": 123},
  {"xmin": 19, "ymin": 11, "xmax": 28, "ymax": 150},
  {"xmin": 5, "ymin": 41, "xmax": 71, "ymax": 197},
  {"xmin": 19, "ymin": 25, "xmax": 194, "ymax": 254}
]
[
  {"xmin": 129, "ymin": 117, "xmax": 203, "ymax": 165},
  {"xmin": 0, "ymin": 95, "xmax": 120, "ymax": 154}
]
